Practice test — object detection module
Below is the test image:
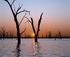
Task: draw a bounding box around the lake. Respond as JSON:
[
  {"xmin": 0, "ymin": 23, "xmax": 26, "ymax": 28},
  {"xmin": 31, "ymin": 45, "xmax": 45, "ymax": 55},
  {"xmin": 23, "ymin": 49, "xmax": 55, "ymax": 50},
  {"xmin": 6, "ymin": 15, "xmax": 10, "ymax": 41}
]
[{"xmin": 0, "ymin": 38, "xmax": 70, "ymax": 57}]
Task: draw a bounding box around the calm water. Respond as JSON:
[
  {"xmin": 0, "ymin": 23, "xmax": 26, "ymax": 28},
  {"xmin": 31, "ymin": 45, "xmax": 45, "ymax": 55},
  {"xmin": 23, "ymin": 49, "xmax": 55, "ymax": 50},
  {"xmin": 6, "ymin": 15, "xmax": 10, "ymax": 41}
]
[{"xmin": 0, "ymin": 39, "xmax": 70, "ymax": 57}]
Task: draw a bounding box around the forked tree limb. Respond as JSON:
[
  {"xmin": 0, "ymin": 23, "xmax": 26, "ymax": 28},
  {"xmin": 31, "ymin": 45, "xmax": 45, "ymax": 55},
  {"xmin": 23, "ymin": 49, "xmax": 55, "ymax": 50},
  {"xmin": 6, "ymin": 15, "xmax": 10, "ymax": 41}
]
[
  {"xmin": 4, "ymin": 0, "xmax": 15, "ymax": 15},
  {"xmin": 16, "ymin": 4, "xmax": 23, "ymax": 15},
  {"xmin": 25, "ymin": 12, "xmax": 43, "ymax": 42},
  {"xmin": 16, "ymin": 9, "xmax": 30, "ymax": 15},
  {"xmin": 4, "ymin": 0, "xmax": 30, "ymax": 16},
  {"xmin": 25, "ymin": 12, "xmax": 43, "ymax": 35},
  {"xmin": 25, "ymin": 17, "xmax": 36, "ymax": 34}
]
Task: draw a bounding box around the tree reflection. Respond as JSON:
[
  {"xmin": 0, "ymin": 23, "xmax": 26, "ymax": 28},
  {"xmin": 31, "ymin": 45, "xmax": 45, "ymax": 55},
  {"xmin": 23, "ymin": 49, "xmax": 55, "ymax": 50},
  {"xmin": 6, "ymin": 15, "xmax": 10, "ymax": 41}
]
[
  {"xmin": 15, "ymin": 47, "xmax": 21, "ymax": 57},
  {"xmin": 32, "ymin": 39, "xmax": 42, "ymax": 57}
]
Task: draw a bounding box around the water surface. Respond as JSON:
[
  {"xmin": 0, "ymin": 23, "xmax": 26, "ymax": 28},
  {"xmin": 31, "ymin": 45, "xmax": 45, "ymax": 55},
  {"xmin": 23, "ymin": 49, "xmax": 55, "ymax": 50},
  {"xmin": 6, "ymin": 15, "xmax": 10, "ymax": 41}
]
[{"xmin": 0, "ymin": 39, "xmax": 70, "ymax": 57}]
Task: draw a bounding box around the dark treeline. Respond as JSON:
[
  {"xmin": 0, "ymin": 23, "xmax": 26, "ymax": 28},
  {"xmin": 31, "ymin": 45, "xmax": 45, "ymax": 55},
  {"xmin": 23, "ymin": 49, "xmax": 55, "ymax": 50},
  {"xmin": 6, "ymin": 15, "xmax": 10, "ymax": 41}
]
[
  {"xmin": 0, "ymin": 27, "xmax": 14, "ymax": 39},
  {"xmin": 0, "ymin": 27, "xmax": 70, "ymax": 39}
]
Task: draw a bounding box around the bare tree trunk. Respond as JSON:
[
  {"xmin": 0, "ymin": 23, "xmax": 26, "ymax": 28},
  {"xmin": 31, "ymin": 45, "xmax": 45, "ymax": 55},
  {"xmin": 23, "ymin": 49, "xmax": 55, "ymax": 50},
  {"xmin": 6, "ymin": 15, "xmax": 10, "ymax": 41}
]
[
  {"xmin": 4, "ymin": 0, "xmax": 29, "ymax": 48},
  {"xmin": 14, "ymin": 16, "xmax": 21, "ymax": 48},
  {"xmin": 16, "ymin": 25, "xmax": 21, "ymax": 48},
  {"xmin": 25, "ymin": 13, "xmax": 43, "ymax": 43},
  {"xmin": 35, "ymin": 34, "xmax": 38, "ymax": 42}
]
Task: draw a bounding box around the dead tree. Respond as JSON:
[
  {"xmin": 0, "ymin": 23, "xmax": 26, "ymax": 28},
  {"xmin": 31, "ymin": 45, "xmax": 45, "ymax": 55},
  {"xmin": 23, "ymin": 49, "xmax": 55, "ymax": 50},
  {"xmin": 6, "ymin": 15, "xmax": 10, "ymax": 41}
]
[
  {"xmin": 4, "ymin": 0, "xmax": 29, "ymax": 48},
  {"xmin": 48, "ymin": 31, "xmax": 52, "ymax": 38},
  {"xmin": 58, "ymin": 31, "xmax": 62, "ymax": 38},
  {"xmin": 0, "ymin": 27, "xmax": 6, "ymax": 39},
  {"xmin": 25, "ymin": 13, "xmax": 43, "ymax": 42}
]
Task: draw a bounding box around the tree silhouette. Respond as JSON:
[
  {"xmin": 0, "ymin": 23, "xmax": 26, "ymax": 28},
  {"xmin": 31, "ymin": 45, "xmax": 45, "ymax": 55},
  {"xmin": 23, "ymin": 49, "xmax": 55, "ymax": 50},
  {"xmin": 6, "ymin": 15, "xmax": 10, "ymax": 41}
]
[
  {"xmin": 0, "ymin": 27, "xmax": 6, "ymax": 39},
  {"xmin": 25, "ymin": 13, "xmax": 43, "ymax": 42},
  {"xmin": 58, "ymin": 31, "xmax": 62, "ymax": 38},
  {"xmin": 0, "ymin": 27, "xmax": 14, "ymax": 38},
  {"xmin": 4, "ymin": 0, "xmax": 29, "ymax": 48},
  {"xmin": 48, "ymin": 31, "xmax": 52, "ymax": 38}
]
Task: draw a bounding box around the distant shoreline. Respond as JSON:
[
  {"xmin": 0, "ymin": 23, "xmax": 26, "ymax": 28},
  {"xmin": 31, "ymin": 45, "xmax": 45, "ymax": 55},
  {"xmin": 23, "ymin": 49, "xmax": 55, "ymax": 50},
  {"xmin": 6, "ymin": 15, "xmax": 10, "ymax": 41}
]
[{"xmin": 0, "ymin": 37, "xmax": 70, "ymax": 39}]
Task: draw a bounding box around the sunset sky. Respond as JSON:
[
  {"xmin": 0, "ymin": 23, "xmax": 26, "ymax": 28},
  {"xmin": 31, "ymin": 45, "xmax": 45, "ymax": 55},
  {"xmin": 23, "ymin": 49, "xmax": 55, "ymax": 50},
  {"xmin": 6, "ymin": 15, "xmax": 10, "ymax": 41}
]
[{"xmin": 0, "ymin": 0, "xmax": 70, "ymax": 37}]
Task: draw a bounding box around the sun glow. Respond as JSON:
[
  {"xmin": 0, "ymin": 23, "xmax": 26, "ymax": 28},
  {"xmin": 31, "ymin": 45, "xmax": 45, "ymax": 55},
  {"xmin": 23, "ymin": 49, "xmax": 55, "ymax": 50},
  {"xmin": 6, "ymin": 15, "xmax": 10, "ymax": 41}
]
[{"xmin": 32, "ymin": 33, "xmax": 35, "ymax": 36}]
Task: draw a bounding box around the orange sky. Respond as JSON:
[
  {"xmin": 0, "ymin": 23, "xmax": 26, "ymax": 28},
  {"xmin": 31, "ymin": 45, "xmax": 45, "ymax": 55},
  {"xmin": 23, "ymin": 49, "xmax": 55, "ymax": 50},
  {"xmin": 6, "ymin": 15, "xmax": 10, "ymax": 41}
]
[{"xmin": 0, "ymin": 0, "xmax": 70, "ymax": 37}]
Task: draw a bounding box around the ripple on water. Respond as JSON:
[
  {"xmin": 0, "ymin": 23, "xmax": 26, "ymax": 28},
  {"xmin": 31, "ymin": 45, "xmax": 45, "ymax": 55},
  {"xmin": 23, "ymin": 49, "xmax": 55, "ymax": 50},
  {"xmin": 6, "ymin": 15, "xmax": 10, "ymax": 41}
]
[{"xmin": 0, "ymin": 39, "xmax": 70, "ymax": 57}]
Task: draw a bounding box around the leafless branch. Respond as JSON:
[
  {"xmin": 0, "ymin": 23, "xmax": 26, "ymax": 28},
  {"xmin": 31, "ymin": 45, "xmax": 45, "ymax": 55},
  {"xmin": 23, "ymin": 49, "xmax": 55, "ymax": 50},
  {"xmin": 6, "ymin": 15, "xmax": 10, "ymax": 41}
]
[
  {"xmin": 20, "ymin": 27, "xmax": 26, "ymax": 35},
  {"xmin": 4, "ymin": 0, "xmax": 7, "ymax": 1},
  {"xmin": 37, "ymin": 12, "xmax": 43, "ymax": 35},
  {"xmin": 11, "ymin": 0, "xmax": 15, "ymax": 5},
  {"xmin": 19, "ymin": 12, "xmax": 27, "ymax": 26},
  {"xmin": 16, "ymin": 9, "xmax": 30, "ymax": 15},
  {"xmin": 4, "ymin": 0, "xmax": 15, "ymax": 15},
  {"xmin": 30, "ymin": 17, "xmax": 36, "ymax": 34},
  {"xmin": 38, "ymin": 12, "xmax": 43, "ymax": 30},
  {"xmin": 25, "ymin": 16, "xmax": 36, "ymax": 34},
  {"xmin": 25, "ymin": 17, "xmax": 32, "ymax": 23},
  {"xmin": 16, "ymin": 4, "xmax": 23, "ymax": 14},
  {"xmin": 13, "ymin": 4, "xmax": 16, "ymax": 13}
]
